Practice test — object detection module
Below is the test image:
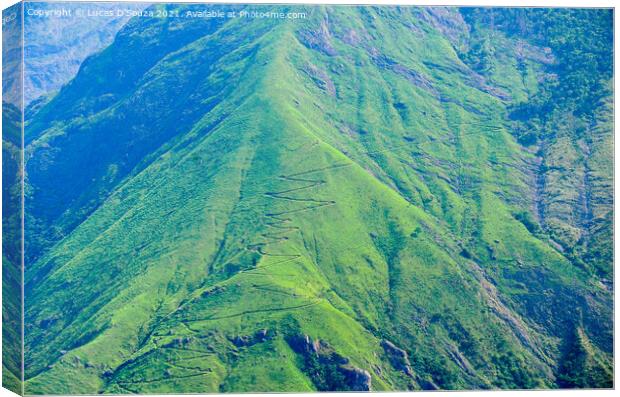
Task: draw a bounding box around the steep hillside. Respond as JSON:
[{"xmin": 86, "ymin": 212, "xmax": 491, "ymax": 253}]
[
  {"xmin": 20, "ymin": 4, "xmax": 613, "ymax": 393},
  {"xmin": 2, "ymin": 102, "xmax": 23, "ymax": 394},
  {"xmin": 2, "ymin": 2, "xmax": 23, "ymax": 393},
  {"xmin": 461, "ymin": 7, "xmax": 614, "ymax": 282}
]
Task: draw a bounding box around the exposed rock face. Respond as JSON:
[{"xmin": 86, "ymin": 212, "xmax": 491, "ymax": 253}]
[
  {"xmin": 417, "ymin": 7, "xmax": 470, "ymax": 49},
  {"xmin": 163, "ymin": 336, "xmax": 193, "ymax": 348},
  {"xmin": 514, "ymin": 40, "xmax": 555, "ymax": 65},
  {"xmin": 200, "ymin": 285, "xmax": 226, "ymax": 298},
  {"xmin": 418, "ymin": 378, "xmax": 440, "ymax": 390},
  {"xmin": 286, "ymin": 334, "xmax": 371, "ymax": 391},
  {"xmin": 372, "ymin": 54, "xmax": 438, "ymax": 98},
  {"xmin": 339, "ymin": 365, "xmax": 372, "ymax": 391},
  {"xmin": 303, "ymin": 63, "xmax": 336, "ymax": 97},
  {"xmin": 287, "ymin": 334, "xmax": 324, "ymax": 355},
  {"xmin": 230, "ymin": 328, "xmax": 273, "ymax": 347},
  {"xmin": 381, "ymin": 340, "xmax": 414, "ymax": 378},
  {"xmin": 298, "ymin": 16, "xmax": 338, "ymax": 56}
]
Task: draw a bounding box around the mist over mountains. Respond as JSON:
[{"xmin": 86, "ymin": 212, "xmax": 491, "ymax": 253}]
[{"xmin": 23, "ymin": 1, "xmax": 148, "ymax": 105}]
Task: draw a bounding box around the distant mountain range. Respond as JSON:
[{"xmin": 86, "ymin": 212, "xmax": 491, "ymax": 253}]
[
  {"xmin": 22, "ymin": 1, "xmax": 148, "ymax": 105},
  {"xmin": 2, "ymin": 3, "xmax": 613, "ymax": 393}
]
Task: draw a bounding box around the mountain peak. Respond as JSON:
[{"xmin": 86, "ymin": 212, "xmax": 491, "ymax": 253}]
[{"xmin": 4, "ymin": 4, "xmax": 612, "ymax": 393}]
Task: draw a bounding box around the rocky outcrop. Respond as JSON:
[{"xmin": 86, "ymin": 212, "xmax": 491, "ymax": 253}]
[
  {"xmin": 298, "ymin": 17, "xmax": 338, "ymax": 56},
  {"xmin": 286, "ymin": 334, "xmax": 372, "ymax": 391},
  {"xmin": 229, "ymin": 328, "xmax": 273, "ymax": 348},
  {"xmin": 162, "ymin": 336, "xmax": 193, "ymax": 349},
  {"xmin": 381, "ymin": 340, "xmax": 414, "ymax": 378},
  {"xmin": 287, "ymin": 334, "xmax": 325, "ymax": 355},
  {"xmin": 339, "ymin": 365, "xmax": 372, "ymax": 391},
  {"xmin": 417, "ymin": 7, "xmax": 470, "ymax": 49},
  {"xmin": 514, "ymin": 40, "xmax": 555, "ymax": 65},
  {"xmin": 303, "ymin": 63, "xmax": 336, "ymax": 97},
  {"xmin": 372, "ymin": 54, "xmax": 438, "ymax": 98}
]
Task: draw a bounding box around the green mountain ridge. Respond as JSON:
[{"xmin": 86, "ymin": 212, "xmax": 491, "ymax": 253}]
[{"xmin": 6, "ymin": 4, "xmax": 613, "ymax": 393}]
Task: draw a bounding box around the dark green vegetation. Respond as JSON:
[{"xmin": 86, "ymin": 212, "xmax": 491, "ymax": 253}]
[
  {"xmin": 462, "ymin": 8, "xmax": 614, "ymax": 280},
  {"xmin": 10, "ymin": 4, "xmax": 616, "ymax": 393},
  {"xmin": 2, "ymin": 102, "xmax": 23, "ymax": 395},
  {"xmin": 2, "ymin": 2, "xmax": 23, "ymax": 394}
]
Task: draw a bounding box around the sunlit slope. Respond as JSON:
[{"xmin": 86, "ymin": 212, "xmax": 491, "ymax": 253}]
[
  {"xmin": 23, "ymin": 5, "xmax": 612, "ymax": 393},
  {"xmin": 25, "ymin": 67, "xmax": 549, "ymax": 393}
]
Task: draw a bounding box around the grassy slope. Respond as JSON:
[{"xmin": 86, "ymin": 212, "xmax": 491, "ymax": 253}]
[
  {"xmin": 286, "ymin": 4, "xmax": 611, "ymax": 382},
  {"xmin": 22, "ymin": 5, "xmax": 612, "ymax": 393}
]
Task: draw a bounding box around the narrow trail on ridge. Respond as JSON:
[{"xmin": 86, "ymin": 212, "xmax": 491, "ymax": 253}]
[
  {"xmin": 114, "ymin": 143, "xmax": 354, "ymax": 378},
  {"xmin": 247, "ymin": 162, "xmax": 352, "ymax": 262}
]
